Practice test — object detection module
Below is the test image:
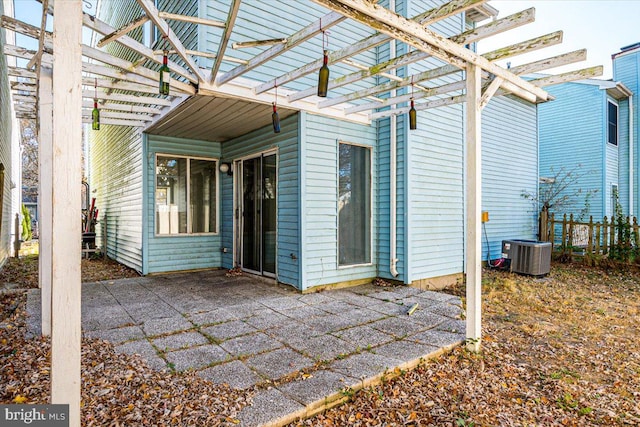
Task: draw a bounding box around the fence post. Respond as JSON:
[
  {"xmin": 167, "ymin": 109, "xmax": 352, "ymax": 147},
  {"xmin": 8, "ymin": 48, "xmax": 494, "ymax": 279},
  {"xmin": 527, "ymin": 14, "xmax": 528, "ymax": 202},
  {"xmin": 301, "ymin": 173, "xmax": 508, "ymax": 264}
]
[
  {"xmin": 587, "ymin": 215, "xmax": 594, "ymax": 255},
  {"xmin": 539, "ymin": 208, "xmax": 548, "ymax": 241},
  {"xmin": 13, "ymin": 213, "xmax": 21, "ymax": 257},
  {"xmin": 595, "ymin": 221, "xmax": 601, "ymax": 255},
  {"xmin": 568, "ymin": 213, "xmax": 575, "ymax": 258},
  {"xmin": 634, "ymin": 217, "xmax": 639, "ymax": 254},
  {"xmin": 626, "ymin": 216, "xmax": 632, "ymax": 262},
  {"xmin": 549, "ymin": 213, "xmax": 555, "ymax": 250},
  {"xmin": 610, "ymin": 216, "xmax": 616, "ymax": 254},
  {"xmin": 603, "ymin": 216, "xmax": 609, "ymax": 255}
]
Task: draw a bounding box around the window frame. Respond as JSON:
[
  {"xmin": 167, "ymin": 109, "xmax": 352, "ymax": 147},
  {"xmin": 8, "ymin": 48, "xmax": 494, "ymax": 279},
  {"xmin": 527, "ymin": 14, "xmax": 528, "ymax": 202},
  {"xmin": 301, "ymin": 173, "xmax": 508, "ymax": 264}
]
[
  {"xmin": 154, "ymin": 153, "xmax": 220, "ymax": 237},
  {"xmin": 336, "ymin": 140, "xmax": 373, "ymax": 268},
  {"xmin": 607, "ymin": 100, "xmax": 619, "ymax": 146}
]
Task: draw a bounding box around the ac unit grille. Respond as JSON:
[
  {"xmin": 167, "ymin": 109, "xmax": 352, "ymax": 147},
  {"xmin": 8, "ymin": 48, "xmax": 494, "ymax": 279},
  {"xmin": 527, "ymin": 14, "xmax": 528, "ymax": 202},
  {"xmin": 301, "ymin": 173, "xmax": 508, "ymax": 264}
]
[{"xmin": 502, "ymin": 240, "xmax": 551, "ymax": 276}]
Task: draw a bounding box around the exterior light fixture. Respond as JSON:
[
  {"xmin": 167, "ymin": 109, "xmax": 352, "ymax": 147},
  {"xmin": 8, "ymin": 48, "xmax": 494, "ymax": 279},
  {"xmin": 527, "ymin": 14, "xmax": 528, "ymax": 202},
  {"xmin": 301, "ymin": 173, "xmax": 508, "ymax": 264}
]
[
  {"xmin": 219, "ymin": 162, "xmax": 232, "ymax": 176},
  {"xmin": 317, "ymin": 22, "xmax": 329, "ymax": 97}
]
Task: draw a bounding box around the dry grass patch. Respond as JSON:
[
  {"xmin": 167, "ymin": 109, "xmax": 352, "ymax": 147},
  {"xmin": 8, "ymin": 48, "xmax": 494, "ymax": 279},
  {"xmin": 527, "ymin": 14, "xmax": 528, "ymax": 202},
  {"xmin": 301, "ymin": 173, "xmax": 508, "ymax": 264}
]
[{"xmin": 292, "ymin": 264, "xmax": 640, "ymax": 426}]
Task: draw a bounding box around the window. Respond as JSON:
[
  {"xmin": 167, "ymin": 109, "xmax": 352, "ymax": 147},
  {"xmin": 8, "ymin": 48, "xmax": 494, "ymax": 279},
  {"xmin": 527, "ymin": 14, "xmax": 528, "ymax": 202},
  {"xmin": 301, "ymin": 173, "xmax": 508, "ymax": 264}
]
[
  {"xmin": 338, "ymin": 142, "xmax": 371, "ymax": 266},
  {"xmin": 155, "ymin": 155, "xmax": 217, "ymax": 235},
  {"xmin": 608, "ymin": 101, "xmax": 618, "ymax": 146}
]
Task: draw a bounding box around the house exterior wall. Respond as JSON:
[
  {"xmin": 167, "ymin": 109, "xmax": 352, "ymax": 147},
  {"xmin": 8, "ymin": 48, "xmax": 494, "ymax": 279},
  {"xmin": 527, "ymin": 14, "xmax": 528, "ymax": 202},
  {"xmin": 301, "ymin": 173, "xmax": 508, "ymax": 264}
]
[
  {"xmin": 614, "ymin": 49, "xmax": 640, "ymax": 215},
  {"xmin": 221, "ymin": 114, "xmax": 300, "ymax": 287},
  {"xmin": 605, "ymin": 95, "xmax": 620, "ymax": 217},
  {"xmin": 89, "ymin": 126, "xmax": 144, "ymax": 272},
  {"xmin": 539, "ymin": 83, "xmax": 605, "ymax": 218},
  {"xmin": 0, "ymin": 0, "xmax": 14, "ymax": 266},
  {"xmin": 482, "ymin": 96, "xmax": 538, "ymax": 260},
  {"xmin": 617, "ymin": 97, "xmax": 630, "ymax": 214},
  {"xmin": 300, "ymin": 114, "xmax": 378, "ymax": 290},
  {"xmin": 143, "ymin": 135, "xmax": 222, "ymax": 274}
]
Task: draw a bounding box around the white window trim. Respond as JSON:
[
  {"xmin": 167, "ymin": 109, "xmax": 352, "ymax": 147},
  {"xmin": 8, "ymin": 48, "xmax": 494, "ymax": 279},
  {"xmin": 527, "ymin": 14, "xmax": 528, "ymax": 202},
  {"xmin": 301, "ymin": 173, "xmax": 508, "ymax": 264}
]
[
  {"xmin": 337, "ymin": 140, "xmax": 374, "ymax": 269},
  {"xmin": 154, "ymin": 153, "xmax": 220, "ymax": 237}
]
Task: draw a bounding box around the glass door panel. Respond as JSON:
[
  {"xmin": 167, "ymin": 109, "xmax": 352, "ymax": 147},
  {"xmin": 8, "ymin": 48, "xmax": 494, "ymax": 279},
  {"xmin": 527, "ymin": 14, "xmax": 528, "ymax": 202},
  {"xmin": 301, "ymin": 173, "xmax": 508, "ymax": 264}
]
[
  {"xmin": 262, "ymin": 154, "xmax": 277, "ymax": 275},
  {"xmin": 242, "ymin": 158, "xmax": 260, "ymax": 272}
]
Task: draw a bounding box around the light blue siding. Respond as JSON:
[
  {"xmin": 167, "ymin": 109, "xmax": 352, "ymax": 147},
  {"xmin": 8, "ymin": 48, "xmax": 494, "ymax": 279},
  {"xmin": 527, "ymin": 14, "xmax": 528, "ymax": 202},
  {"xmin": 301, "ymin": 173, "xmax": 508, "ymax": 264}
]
[
  {"xmin": 221, "ymin": 115, "xmax": 300, "ymax": 287},
  {"xmin": 605, "ymin": 97, "xmax": 620, "ymax": 217},
  {"xmin": 0, "ymin": 0, "xmax": 13, "ymax": 266},
  {"xmin": 482, "ymin": 96, "xmax": 538, "ymax": 260},
  {"xmin": 617, "ymin": 98, "xmax": 630, "ymax": 213},
  {"xmin": 144, "ymin": 135, "xmax": 222, "ymax": 274},
  {"xmin": 89, "ymin": 126, "xmax": 144, "ymax": 272},
  {"xmin": 614, "ymin": 51, "xmax": 640, "ymax": 215},
  {"xmin": 302, "ymin": 114, "xmax": 377, "ymax": 290},
  {"xmin": 539, "ymin": 83, "xmax": 604, "ymax": 218}
]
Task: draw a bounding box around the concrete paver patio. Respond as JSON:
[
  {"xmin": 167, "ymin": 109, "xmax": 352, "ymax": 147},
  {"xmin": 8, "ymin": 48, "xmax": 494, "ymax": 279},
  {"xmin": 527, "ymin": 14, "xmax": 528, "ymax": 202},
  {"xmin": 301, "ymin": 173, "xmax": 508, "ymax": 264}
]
[{"xmin": 26, "ymin": 270, "xmax": 464, "ymax": 426}]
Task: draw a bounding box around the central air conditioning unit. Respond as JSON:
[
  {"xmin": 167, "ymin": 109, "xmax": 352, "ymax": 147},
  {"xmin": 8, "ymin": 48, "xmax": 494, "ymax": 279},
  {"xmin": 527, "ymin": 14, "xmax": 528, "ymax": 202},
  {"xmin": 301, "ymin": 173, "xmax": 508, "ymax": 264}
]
[{"xmin": 501, "ymin": 239, "xmax": 552, "ymax": 276}]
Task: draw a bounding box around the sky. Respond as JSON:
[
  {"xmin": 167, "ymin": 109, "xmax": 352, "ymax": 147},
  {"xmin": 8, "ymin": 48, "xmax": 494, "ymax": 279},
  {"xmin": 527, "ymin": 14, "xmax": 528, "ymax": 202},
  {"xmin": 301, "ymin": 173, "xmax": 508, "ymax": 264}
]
[
  {"xmin": 479, "ymin": 1, "xmax": 640, "ymax": 80},
  {"xmin": 9, "ymin": 0, "xmax": 640, "ymax": 80}
]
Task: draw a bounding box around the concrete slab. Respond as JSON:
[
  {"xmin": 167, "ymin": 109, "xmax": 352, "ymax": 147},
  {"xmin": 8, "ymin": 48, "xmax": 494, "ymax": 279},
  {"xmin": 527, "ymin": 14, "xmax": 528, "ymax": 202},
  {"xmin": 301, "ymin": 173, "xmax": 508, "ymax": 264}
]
[
  {"xmin": 244, "ymin": 310, "xmax": 291, "ymax": 330},
  {"xmin": 187, "ymin": 308, "xmax": 237, "ymax": 326},
  {"xmin": 278, "ymin": 369, "xmax": 357, "ymax": 406},
  {"xmin": 410, "ymin": 329, "xmax": 465, "ymax": 348},
  {"xmin": 201, "ymin": 320, "xmax": 258, "ymax": 341},
  {"xmin": 372, "ymin": 339, "xmax": 440, "ymax": 362},
  {"xmin": 197, "ymin": 359, "xmax": 262, "ymax": 390},
  {"xmin": 244, "ymin": 347, "xmax": 313, "ymax": 381},
  {"xmin": 288, "ymin": 334, "xmax": 357, "ymax": 362},
  {"xmin": 220, "ymin": 332, "xmax": 283, "ymax": 357},
  {"xmin": 141, "ymin": 316, "xmax": 194, "ymax": 336},
  {"xmin": 164, "ymin": 344, "xmax": 230, "ymax": 371},
  {"xmin": 332, "ymin": 325, "xmax": 395, "ymax": 349},
  {"xmin": 152, "ymin": 331, "xmax": 210, "ymax": 352},
  {"xmin": 85, "ymin": 325, "xmax": 145, "ymax": 344},
  {"xmin": 368, "ymin": 316, "xmax": 431, "ymax": 338},
  {"xmin": 328, "ymin": 352, "xmax": 402, "ymax": 381},
  {"xmin": 237, "ymin": 388, "xmax": 305, "ymax": 427}
]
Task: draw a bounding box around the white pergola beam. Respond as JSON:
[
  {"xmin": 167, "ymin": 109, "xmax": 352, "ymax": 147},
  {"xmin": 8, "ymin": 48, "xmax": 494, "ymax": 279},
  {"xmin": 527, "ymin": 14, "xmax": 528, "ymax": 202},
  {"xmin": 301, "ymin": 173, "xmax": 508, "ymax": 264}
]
[
  {"xmin": 82, "ymin": 11, "xmax": 197, "ymax": 84},
  {"xmin": 311, "ymin": 0, "xmax": 549, "ymax": 102},
  {"xmin": 82, "ymin": 109, "xmax": 154, "ymax": 122},
  {"xmin": 81, "ymin": 78, "xmax": 172, "ymax": 97},
  {"xmin": 232, "ymin": 38, "xmax": 287, "ymax": 49},
  {"xmin": 50, "ymin": 1, "xmax": 82, "ymax": 425},
  {"xmin": 479, "ymin": 76, "xmax": 503, "ymax": 110},
  {"xmin": 82, "ymin": 99, "xmax": 163, "ymax": 115},
  {"xmin": 509, "ymin": 49, "xmax": 587, "ymax": 75},
  {"xmin": 97, "ymin": 14, "xmax": 149, "ymax": 48},
  {"xmin": 82, "ymin": 89, "xmax": 173, "ymax": 107},
  {"xmin": 256, "ymin": 0, "xmax": 487, "ymax": 95},
  {"xmin": 465, "ymin": 62, "xmax": 482, "ymax": 353},
  {"xmin": 158, "ymin": 11, "xmax": 225, "ymax": 28},
  {"xmin": 26, "ymin": 0, "xmax": 48, "ymax": 70},
  {"xmin": 135, "ymin": 0, "xmax": 206, "ymax": 82},
  {"xmin": 215, "ymin": 11, "xmax": 347, "ymax": 86},
  {"xmin": 529, "ymin": 65, "xmax": 604, "ymax": 88},
  {"xmin": 209, "ymin": 0, "xmax": 241, "ymax": 84},
  {"xmin": 38, "ymin": 67, "xmax": 52, "ymax": 338},
  {"xmin": 334, "ymin": 30, "xmax": 562, "ymax": 112},
  {"xmin": 82, "ymin": 117, "xmax": 147, "ymax": 127}
]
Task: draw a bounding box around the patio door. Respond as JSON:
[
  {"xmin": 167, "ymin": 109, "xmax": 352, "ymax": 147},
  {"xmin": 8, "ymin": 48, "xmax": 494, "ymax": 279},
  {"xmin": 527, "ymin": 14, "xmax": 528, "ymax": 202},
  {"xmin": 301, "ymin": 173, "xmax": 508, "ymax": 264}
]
[{"xmin": 236, "ymin": 153, "xmax": 277, "ymax": 277}]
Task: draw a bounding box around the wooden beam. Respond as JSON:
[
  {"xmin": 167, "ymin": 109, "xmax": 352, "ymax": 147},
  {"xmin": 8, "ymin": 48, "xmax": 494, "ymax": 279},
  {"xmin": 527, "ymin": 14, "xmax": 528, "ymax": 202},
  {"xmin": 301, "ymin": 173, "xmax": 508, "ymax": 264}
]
[
  {"xmin": 158, "ymin": 11, "xmax": 225, "ymax": 28},
  {"xmin": 82, "ymin": 109, "xmax": 154, "ymax": 122},
  {"xmin": 26, "ymin": 0, "xmax": 48, "ymax": 70},
  {"xmin": 209, "ymin": 0, "xmax": 241, "ymax": 84},
  {"xmin": 479, "ymin": 76, "xmax": 503, "ymax": 109},
  {"xmin": 97, "ymin": 14, "xmax": 149, "ymax": 48},
  {"xmin": 82, "ymin": 11, "xmax": 197, "ymax": 84},
  {"xmin": 465, "ymin": 62, "xmax": 482, "ymax": 353},
  {"xmin": 82, "ymin": 89, "xmax": 173, "ymax": 107},
  {"xmin": 135, "ymin": 0, "xmax": 205, "ymax": 82},
  {"xmin": 529, "ymin": 65, "xmax": 604, "ymax": 88},
  {"xmin": 82, "ymin": 62, "xmax": 191, "ymax": 95},
  {"xmin": 311, "ymin": 0, "xmax": 549, "ymax": 102},
  {"xmin": 330, "ymin": 31, "xmax": 562, "ymax": 111},
  {"xmin": 82, "ymin": 117, "xmax": 147, "ymax": 127},
  {"xmin": 82, "ymin": 78, "xmax": 170, "ymax": 97},
  {"xmin": 232, "ymin": 38, "xmax": 287, "ymax": 49},
  {"xmin": 50, "ymin": 1, "xmax": 82, "ymax": 425},
  {"xmin": 38, "ymin": 67, "xmax": 52, "ymax": 338},
  {"xmin": 509, "ymin": 49, "xmax": 587, "ymax": 75},
  {"xmin": 13, "ymin": 94, "xmax": 37, "ymax": 103},
  {"xmin": 215, "ymin": 11, "xmax": 347, "ymax": 86},
  {"xmin": 257, "ymin": 0, "xmax": 487, "ymax": 95},
  {"xmin": 153, "ymin": 49, "xmax": 248, "ymax": 64},
  {"xmin": 82, "ymin": 99, "xmax": 162, "ymax": 115},
  {"xmin": 8, "ymin": 66, "xmax": 36, "ymax": 79}
]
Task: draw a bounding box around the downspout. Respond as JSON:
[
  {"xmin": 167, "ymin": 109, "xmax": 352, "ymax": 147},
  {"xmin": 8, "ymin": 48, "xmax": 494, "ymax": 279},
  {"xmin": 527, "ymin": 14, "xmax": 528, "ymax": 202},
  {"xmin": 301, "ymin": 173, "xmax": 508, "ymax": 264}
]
[
  {"xmin": 629, "ymin": 94, "xmax": 634, "ymax": 216},
  {"xmin": 389, "ymin": 0, "xmax": 399, "ymax": 278}
]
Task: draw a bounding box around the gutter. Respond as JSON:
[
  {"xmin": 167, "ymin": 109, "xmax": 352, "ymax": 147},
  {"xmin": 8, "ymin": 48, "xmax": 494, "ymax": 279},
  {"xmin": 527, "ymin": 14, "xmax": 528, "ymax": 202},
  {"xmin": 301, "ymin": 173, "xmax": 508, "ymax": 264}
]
[
  {"xmin": 630, "ymin": 94, "xmax": 634, "ymax": 216},
  {"xmin": 389, "ymin": 0, "xmax": 399, "ymax": 278}
]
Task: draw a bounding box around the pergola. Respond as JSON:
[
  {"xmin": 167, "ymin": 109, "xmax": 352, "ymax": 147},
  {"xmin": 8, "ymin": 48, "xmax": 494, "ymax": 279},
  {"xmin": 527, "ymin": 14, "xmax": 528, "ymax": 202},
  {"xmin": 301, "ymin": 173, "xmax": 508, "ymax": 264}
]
[{"xmin": 1, "ymin": 0, "xmax": 601, "ymax": 425}]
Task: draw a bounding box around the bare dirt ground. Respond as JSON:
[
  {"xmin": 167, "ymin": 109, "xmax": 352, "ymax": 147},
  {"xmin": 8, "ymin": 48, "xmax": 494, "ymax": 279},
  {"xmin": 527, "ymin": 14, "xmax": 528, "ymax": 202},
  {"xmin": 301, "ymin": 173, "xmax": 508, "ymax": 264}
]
[{"xmin": 1, "ymin": 257, "xmax": 639, "ymax": 426}]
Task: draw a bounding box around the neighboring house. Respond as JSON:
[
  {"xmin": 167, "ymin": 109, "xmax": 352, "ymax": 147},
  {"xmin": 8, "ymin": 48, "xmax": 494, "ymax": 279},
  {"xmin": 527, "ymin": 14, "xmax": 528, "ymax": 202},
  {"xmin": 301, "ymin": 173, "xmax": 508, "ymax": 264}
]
[
  {"xmin": 538, "ymin": 78, "xmax": 632, "ymax": 219},
  {"xmin": 613, "ymin": 43, "xmax": 640, "ymax": 217},
  {"xmin": 88, "ymin": 0, "xmax": 540, "ymax": 290}
]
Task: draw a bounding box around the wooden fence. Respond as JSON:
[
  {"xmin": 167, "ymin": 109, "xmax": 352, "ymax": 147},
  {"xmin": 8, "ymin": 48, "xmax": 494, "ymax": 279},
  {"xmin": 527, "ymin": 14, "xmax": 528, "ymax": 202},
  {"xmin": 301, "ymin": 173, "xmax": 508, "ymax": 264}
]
[{"xmin": 540, "ymin": 210, "xmax": 640, "ymax": 260}]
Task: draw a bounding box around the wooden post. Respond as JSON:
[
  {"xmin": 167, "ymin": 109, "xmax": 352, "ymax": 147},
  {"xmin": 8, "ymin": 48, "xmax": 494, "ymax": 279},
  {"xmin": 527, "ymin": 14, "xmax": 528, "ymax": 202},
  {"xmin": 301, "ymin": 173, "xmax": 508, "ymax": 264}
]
[
  {"xmin": 539, "ymin": 208, "xmax": 548, "ymax": 241},
  {"xmin": 549, "ymin": 213, "xmax": 555, "ymax": 251},
  {"xmin": 50, "ymin": 2, "xmax": 83, "ymax": 427},
  {"xmin": 465, "ymin": 62, "xmax": 482, "ymax": 353},
  {"xmin": 610, "ymin": 216, "xmax": 615, "ymax": 253},
  {"xmin": 595, "ymin": 221, "xmax": 601, "ymax": 255},
  {"xmin": 13, "ymin": 213, "xmax": 20, "ymax": 257},
  {"xmin": 634, "ymin": 217, "xmax": 639, "ymax": 251},
  {"xmin": 568, "ymin": 213, "xmax": 574, "ymax": 258},
  {"xmin": 603, "ymin": 216, "xmax": 609, "ymax": 255},
  {"xmin": 561, "ymin": 213, "xmax": 567, "ymax": 254},
  {"xmin": 626, "ymin": 216, "xmax": 632, "ymax": 262},
  {"xmin": 39, "ymin": 67, "xmax": 53, "ymax": 337},
  {"xmin": 587, "ymin": 215, "xmax": 593, "ymax": 255}
]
